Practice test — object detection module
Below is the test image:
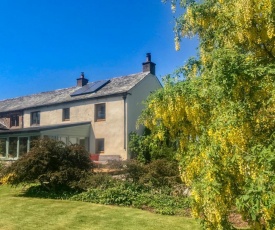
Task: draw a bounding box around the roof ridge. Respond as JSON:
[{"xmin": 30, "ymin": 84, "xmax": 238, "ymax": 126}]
[{"xmin": 110, "ymin": 72, "xmax": 144, "ymax": 80}]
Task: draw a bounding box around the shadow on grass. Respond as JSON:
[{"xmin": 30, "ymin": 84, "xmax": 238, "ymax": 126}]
[{"xmin": 18, "ymin": 185, "xmax": 81, "ymax": 200}]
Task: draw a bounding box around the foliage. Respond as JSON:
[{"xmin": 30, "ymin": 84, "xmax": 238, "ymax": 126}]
[
  {"xmin": 168, "ymin": 0, "xmax": 275, "ymax": 63},
  {"xmin": 123, "ymin": 159, "xmax": 182, "ymax": 189},
  {"xmin": 140, "ymin": 159, "xmax": 181, "ymax": 188},
  {"xmin": 5, "ymin": 138, "xmax": 93, "ymax": 190},
  {"xmin": 138, "ymin": 0, "xmax": 275, "ymax": 229},
  {"xmin": 129, "ymin": 132, "xmax": 151, "ymax": 163},
  {"xmin": 0, "ymin": 161, "xmax": 4, "ymax": 176},
  {"xmin": 0, "ymin": 162, "xmax": 11, "ymax": 185},
  {"xmin": 77, "ymin": 172, "xmax": 116, "ymax": 190},
  {"xmin": 124, "ymin": 159, "xmax": 145, "ymax": 183},
  {"xmin": 71, "ymin": 181, "xmax": 190, "ymax": 215},
  {"xmin": 129, "ymin": 131, "xmax": 177, "ymax": 162},
  {"xmin": 18, "ymin": 158, "xmax": 189, "ymax": 217}
]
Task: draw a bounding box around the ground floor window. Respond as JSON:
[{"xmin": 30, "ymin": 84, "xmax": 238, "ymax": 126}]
[
  {"xmin": 96, "ymin": 138, "xmax": 104, "ymax": 153},
  {"xmin": 0, "ymin": 135, "xmax": 39, "ymax": 159},
  {"xmin": 79, "ymin": 138, "xmax": 86, "ymax": 148},
  {"xmin": 0, "ymin": 134, "xmax": 89, "ymax": 160},
  {"xmin": 68, "ymin": 137, "xmax": 77, "ymax": 145},
  {"xmin": 0, "ymin": 138, "xmax": 6, "ymax": 158},
  {"xmin": 19, "ymin": 137, "xmax": 28, "ymax": 157},
  {"xmin": 9, "ymin": 137, "xmax": 18, "ymax": 158}
]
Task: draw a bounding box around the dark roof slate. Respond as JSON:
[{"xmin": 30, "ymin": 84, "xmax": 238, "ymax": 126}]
[{"xmin": 0, "ymin": 72, "xmax": 149, "ymax": 113}]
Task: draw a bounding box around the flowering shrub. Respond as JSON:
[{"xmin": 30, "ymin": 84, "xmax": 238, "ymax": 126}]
[{"xmin": 139, "ymin": 0, "xmax": 275, "ymax": 228}]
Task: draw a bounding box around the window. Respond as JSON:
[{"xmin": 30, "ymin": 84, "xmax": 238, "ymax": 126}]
[
  {"xmin": 96, "ymin": 139, "xmax": 104, "ymax": 153},
  {"xmin": 9, "ymin": 137, "xmax": 18, "ymax": 158},
  {"xmin": 10, "ymin": 114, "xmax": 19, "ymax": 127},
  {"xmin": 19, "ymin": 137, "xmax": 28, "ymax": 156},
  {"xmin": 31, "ymin": 111, "xmax": 40, "ymax": 125},
  {"xmin": 0, "ymin": 138, "xmax": 6, "ymax": 158},
  {"xmin": 95, "ymin": 103, "xmax": 106, "ymax": 121},
  {"xmin": 63, "ymin": 108, "xmax": 70, "ymax": 121},
  {"xmin": 59, "ymin": 136, "xmax": 67, "ymax": 145},
  {"xmin": 79, "ymin": 138, "xmax": 87, "ymax": 149},
  {"xmin": 69, "ymin": 137, "xmax": 77, "ymax": 145}
]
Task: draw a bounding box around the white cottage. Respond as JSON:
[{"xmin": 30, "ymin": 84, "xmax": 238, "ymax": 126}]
[{"xmin": 0, "ymin": 54, "xmax": 161, "ymax": 161}]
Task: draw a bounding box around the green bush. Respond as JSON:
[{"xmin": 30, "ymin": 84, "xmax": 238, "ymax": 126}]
[
  {"xmin": 123, "ymin": 159, "xmax": 181, "ymax": 188},
  {"xmin": 71, "ymin": 182, "xmax": 190, "ymax": 215},
  {"xmin": 15, "ymin": 155, "xmax": 190, "ymax": 217},
  {"xmin": 77, "ymin": 173, "xmax": 117, "ymax": 190},
  {"xmin": 0, "ymin": 161, "xmax": 4, "ymax": 176},
  {"xmin": 124, "ymin": 160, "xmax": 145, "ymax": 183},
  {"xmin": 129, "ymin": 132, "xmax": 151, "ymax": 163},
  {"xmin": 71, "ymin": 182, "xmax": 145, "ymax": 206},
  {"xmin": 142, "ymin": 159, "xmax": 181, "ymax": 187},
  {"xmin": 0, "ymin": 161, "xmax": 7, "ymax": 184},
  {"xmin": 129, "ymin": 130, "xmax": 177, "ymax": 162},
  {"xmin": 5, "ymin": 138, "xmax": 93, "ymax": 190}
]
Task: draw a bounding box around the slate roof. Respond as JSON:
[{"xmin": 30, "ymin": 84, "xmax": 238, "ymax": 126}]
[{"xmin": 0, "ymin": 72, "xmax": 149, "ymax": 113}]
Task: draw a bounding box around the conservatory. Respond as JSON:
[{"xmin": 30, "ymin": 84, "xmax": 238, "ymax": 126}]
[{"xmin": 0, "ymin": 122, "xmax": 90, "ymax": 160}]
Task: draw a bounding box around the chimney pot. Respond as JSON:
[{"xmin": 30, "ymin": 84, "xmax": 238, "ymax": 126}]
[
  {"xmin": 146, "ymin": 53, "xmax": 151, "ymax": 62},
  {"xmin": 77, "ymin": 72, "xmax": 89, "ymax": 87},
  {"xmin": 142, "ymin": 53, "xmax": 156, "ymax": 75}
]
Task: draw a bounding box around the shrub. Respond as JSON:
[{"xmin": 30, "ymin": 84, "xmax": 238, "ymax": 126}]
[
  {"xmin": 124, "ymin": 160, "xmax": 145, "ymax": 183},
  {"xmin": 129, "ymin": 132, "xmax": 151, "ymax": 163},
  {"xmin": 0, "ymin": 162, "xmax": 9, "ymax": 185},
  {"xmin": 140, "ymin": 159, "xmax": 181, "ymax": 188},
  {"xmin": 5, "ymin": 138, "xmax": 93, "ymax": 190},
  {"xmin": 71, "ymin": 182, "xmax": 190, "ymax": 215},
  {"xmin": 77, "ymin": 173, "xmax": 117, "ymax": 190},
  {"xmin": 71, "ymin": 182, "xmax": 144, "ymax": 206},
  {"xmin": 112, "ymin": 159, "xmax": 182, "ymax": 189}
]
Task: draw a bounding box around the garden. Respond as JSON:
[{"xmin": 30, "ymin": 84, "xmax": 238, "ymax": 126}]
[
  {"xmin": 0, "ymin": 138, "xmax": 253, "ymax": 229},
  {"xmin": 0, "ymin": 138, "xmax": 200, "ymax": 229}
]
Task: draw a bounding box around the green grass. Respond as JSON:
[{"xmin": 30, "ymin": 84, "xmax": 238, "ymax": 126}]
[{"xmin": 0, "ymin": 185, "xmax": 201, "ymax": 230}]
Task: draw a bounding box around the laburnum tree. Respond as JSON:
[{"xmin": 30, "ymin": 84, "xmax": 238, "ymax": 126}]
[{"xmin": 139, "ymin": 0, "xmax": 275, "ymax": 229}]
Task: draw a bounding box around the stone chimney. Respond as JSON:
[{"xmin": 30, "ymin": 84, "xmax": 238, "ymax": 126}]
[
  {"xmin": 77, "ymin": 72, "xmax": 89, "ymax": 87},
  {"xmin": 142, "ymin": 53, "xmax": 156, "ymax": 75}
]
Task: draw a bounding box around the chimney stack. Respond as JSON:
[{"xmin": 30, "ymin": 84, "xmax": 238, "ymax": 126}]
[
  {"xmin": 77, "ymin": 72, "xmax": 89, "ymax": 87},
  {"xmin": 142, "ymin": 53, "xmax": 156, "ymax": 75}
]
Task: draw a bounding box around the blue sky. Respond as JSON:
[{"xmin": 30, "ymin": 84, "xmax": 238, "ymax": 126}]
[{"xmin": 0, "ymin": 0, "xmax": 198, "ymax": 100}]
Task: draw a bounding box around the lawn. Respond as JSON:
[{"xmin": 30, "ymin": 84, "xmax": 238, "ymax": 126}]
[{"xmin": 0, "ymin": 185, "xmax": 201, "ymax": 230}]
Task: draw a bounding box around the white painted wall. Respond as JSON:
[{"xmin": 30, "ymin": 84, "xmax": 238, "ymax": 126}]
[
  {"xmin": 23, "ymin": 96, "xmax": 127, "ymax": 158},
  {"xmin": 21, "ymin": 73, "xmax": 161, "ymax": 160},
  {"xmin": 126, "ymin": 73, "xmax": 162, "ymax": 158}
]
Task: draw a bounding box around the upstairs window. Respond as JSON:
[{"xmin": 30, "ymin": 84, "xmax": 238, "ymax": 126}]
[
  {"xmin": 31, "ymin": 111, "xmax": 40, "ymax": 126},
  {"xmin": 95, "ymin": 103, "xmax": 106, "ymax": 121},
  {"xmin": 63, "ymin": 108, "xmax": 70, "ymax": 121},
  {"xmin": 10, "ymin": 114, "xmax": 19, "ymax": 127}
]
